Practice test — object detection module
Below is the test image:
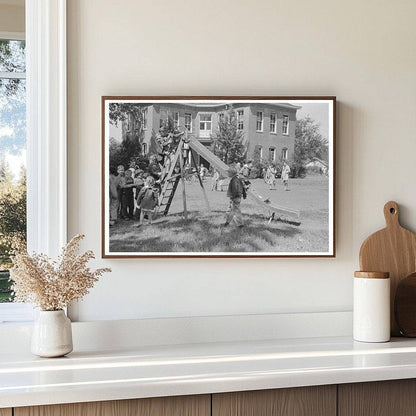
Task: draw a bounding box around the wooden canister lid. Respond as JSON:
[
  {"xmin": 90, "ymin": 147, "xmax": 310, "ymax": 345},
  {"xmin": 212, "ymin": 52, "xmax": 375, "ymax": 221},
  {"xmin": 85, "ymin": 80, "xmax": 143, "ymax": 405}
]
[{"xmin": 354, "ymin": 271, "xmax": 390, "ymax": 279}]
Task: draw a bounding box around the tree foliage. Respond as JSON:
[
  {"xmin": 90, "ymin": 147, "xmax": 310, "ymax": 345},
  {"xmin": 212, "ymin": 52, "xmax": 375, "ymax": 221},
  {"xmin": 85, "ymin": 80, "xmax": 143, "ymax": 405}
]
[
  {"xmin": 0, "ymin": 160, "xmax": 26, "ymax": 269},
  {"xmin": 109, "ymin": 137, "xmax": 147, "ymax": 171},
  {"xmin": 108, "ymin": 103, "xmax": 146, "ymax": 129},
  {"xmin": 294, "ymin": 116, "xmax": 329, "ymax": 177},
  {"xmin": 108, "ymin": 104, "xmax": 148, "ymax": 170},
  {"xmin": 211, "ymin": 108, "xmax": 246, "ymax": 165}
]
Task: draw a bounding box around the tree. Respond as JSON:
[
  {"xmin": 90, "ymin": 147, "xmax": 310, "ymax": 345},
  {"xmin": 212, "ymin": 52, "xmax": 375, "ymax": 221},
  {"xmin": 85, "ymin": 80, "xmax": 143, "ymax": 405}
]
[
  {"xmin": 109, "ymin": 103, "xmax": 146, "ymax": 133},
  {"xmin": 211, "ymin": 108, "xmax": 246, "ymax": 165},
  {"xmin": 0, "ymin": 160, "xmax": 26, "ymax": 270},
  {"xmin": 108, "ymin": 104, "xmax": 148, "ymax": 169},
  {"xmin": 294, "ymin": 116, "xmax": 329, "ymax": 176},
  {"xmin": 0, "ymin": 158, "xmax": 13, "ymax": 184}
]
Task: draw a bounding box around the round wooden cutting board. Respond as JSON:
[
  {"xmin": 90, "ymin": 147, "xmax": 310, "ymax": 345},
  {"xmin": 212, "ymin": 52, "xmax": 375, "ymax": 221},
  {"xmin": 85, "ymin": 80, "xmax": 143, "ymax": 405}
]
[{"xmin": 359, "ymin": 201, "xmax": 416, "ymax": 336}]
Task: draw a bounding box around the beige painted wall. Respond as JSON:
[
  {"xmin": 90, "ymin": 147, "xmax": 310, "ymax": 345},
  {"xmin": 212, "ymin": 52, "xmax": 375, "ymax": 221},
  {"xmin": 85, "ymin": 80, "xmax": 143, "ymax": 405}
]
[
  {"xmin": 0, "ymin": 4, "xmax": 24, "ymax": 33},
  {"xmin": 67, "ymin": 0, "xmax": 416, "ymax": 321}
]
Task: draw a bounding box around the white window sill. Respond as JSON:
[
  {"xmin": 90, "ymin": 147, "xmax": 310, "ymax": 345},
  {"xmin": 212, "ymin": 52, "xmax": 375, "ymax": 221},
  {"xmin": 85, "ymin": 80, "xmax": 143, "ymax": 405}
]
[{"xmin": 0, "ymin": 303, "xmax": 35, "ymax": 324}]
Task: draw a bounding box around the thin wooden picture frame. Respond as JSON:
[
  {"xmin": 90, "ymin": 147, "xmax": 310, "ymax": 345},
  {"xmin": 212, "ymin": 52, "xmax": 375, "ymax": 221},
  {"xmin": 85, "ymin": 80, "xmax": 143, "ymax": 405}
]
[{"xmin": 102, "ymin": 96, "xmax": 336, "ymax": 258}]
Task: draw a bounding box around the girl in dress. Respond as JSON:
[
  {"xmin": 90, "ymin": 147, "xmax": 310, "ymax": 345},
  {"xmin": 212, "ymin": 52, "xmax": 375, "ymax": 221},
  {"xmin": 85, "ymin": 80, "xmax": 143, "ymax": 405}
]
[{"xmin": 136, "ymin": 176, "xmax": 159, "ymax": 226}]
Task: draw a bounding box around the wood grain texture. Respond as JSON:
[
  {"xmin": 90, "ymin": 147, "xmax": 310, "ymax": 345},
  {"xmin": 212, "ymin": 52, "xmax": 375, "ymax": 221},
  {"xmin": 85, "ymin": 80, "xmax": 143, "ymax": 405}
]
[
  {"xmin": 212, "ymin": 386, "xmax": 336, "ymax": 416},
  {"xmin": 15, "ymin": 395, "xmax": 210, "ymax": 416},
  {"xmin": 338, "ymin": 379, "xmax": 416, "ymax": 416},
  {"xmin": 354, "ymin": 271, "xmax": 389, "ymax": 279},
  {"xmin": 395, "ymin": 272, "xmax": 416, "ymax": 336},
  {"xmin": 359, "ymin": 201, "xmax": 416, "ymax": 335},
  {"xmin": 0, "ymin": 409, "xmax": 12, "ymax": 416}
]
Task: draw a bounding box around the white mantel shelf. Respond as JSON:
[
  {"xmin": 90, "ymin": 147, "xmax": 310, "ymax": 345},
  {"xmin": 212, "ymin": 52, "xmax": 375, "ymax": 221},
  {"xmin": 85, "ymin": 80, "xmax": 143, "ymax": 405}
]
[{"xmin": 2, "ymin": 336, "xmax": 416, "ymax": 408}]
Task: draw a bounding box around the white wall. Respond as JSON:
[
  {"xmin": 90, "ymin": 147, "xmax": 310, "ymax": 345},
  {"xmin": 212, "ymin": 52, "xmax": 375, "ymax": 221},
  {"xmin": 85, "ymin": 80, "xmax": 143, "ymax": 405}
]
[
  {"xmin": 0, "ymin": 3, "xmax": 24, "ymax": 32},
  {"xmin": 67, "ymin": 0, "xmax": 416, "ymax": 322}
]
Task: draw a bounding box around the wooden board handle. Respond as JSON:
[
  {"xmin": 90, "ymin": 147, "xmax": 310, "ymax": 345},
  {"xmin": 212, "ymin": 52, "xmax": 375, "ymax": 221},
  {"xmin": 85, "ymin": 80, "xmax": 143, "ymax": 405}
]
[{"xmin": 384, "ymin": 201, "xmax": 400, "ymax": 228}]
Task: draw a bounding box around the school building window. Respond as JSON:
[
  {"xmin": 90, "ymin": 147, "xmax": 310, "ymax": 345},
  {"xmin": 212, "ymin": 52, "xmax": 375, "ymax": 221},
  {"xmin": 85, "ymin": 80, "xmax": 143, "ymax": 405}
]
[
  {"xmin": 142, "ymin": 143, "xmax": 147, "ymax": 155},
  {"xmin": 199, "ymin": 114, "xmax": 212, "ymax": 138},
  {"xmin": 173, "ymin": 111, "xmax": 179, "ymax": 128},
  {"xmin": 282, "ymin": 148, "xmax": 288, "ymax": 160},
  {"xmin": 269, "ymin": 147, "xmax": 276, "ymax": 161},
  {"xmin": 185, "ymin": 113, "xmax": 192, "ymax": 131},
  {"xmin": 282, "ymin": 115, "xmax": 289, "ymax": 135},
  {"xmin": 258, "ymin": 145, "xmax": 263, "ymax": 159},
  {"xmin": 270, "ymin": 112, "xmax": 276, "ymax": 133},
  {"xmin": 237, "ymin": 110, "xmax": 244, "ymax": 130},
  {"xmin": 256, "ymin": 111, "xmax": 263, "ymax": 132}
]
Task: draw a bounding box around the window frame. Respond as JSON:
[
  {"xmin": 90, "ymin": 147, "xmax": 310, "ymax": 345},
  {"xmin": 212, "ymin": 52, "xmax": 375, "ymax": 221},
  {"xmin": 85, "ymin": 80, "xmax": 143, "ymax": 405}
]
[
  {"xmin": 256, "ymin": 111, "xmax": 263, "ymax": 132},
  {"xmin": 0, "ymin": 31, "xmax": 27, "ymax": 308},
  {"xmin": 270, "ymin": 112, "xmax": 277, "ymax": 134},
  {"xmin": 269, "ymin": 147, "xmax": 276, "ymax": 162},
  {"xmin": 282, "ymin": 147, "xmax": 288, "ymax": 160},
  {"xmin": 282, "ymin": 114, "xmax": 289, "ymax": 135},
  {"xmin": 0, "ymin": 0, "xmax": 67, "ymax": 323},
  {"xmin": 237, "ymin": 109, "xmax": 244, "ymax": 130},
  {"xmin": 199, "ymin": 113, "xmax": 212, "ymax": 138}
]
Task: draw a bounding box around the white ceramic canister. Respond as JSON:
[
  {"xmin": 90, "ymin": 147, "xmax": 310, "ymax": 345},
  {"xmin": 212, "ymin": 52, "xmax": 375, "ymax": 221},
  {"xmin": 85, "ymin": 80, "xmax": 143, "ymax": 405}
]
[{"xmin": 353, "ymin": 271, "xmax": 390, "ymax": 343}]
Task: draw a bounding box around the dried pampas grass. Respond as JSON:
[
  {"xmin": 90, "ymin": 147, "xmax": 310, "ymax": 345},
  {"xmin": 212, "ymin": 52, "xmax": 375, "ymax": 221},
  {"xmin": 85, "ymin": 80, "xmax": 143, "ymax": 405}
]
[{"xmin": 10, "ymin": 234, "xmax": 111, "ymax": 311}]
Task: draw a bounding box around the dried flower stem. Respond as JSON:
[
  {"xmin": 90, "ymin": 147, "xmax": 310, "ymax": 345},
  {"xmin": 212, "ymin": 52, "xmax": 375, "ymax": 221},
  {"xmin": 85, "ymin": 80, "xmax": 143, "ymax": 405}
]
[{"xmin": 10, "ymin": 235, "xmax": 111, "ymax": 310}]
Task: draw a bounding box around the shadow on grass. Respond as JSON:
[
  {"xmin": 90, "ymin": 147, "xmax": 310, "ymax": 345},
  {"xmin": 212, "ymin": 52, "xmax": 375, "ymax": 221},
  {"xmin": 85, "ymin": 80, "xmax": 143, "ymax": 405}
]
[{"xmin": 109, "ymin": 210, "xmax": 302, "ymax": 253}]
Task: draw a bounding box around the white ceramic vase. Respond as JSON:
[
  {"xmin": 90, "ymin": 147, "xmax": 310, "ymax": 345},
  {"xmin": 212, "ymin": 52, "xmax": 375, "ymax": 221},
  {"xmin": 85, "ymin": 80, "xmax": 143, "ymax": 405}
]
[{"xmin": 31, "ymin": 310, "xmax": 73, "ymax": 358}]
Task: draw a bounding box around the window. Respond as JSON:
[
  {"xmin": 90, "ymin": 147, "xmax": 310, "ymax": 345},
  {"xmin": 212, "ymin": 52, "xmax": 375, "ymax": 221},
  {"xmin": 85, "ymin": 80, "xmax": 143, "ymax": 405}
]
[
  {"xmin": 270, "ymin": 112, "xmax": 276, "ymax": 133},
  {"xmin": 256, "ymin": 111, "xmax": 263, "ymax": 132},
  {"xmin": 258, "ymin": 145, "xmax": 263, "ymax": 159},
  {"xmin": 185, "ymin": 113, "xmax": 192, "ymax": 131},
  {"xmin": 0, "ymin": 3, "xmax": 68, "ymax": 324},
  {"xmin": 218, "ymin": 112, "xmax": 224, "ymax": 123},
  {"xmin": 142, "ymin": 108, "xmax": 147, "ymax": 130},
  {"xmin": 282, "ymin": 148, "xmax": 288, "ymax": 160},
  {"xmin": 173, "ymin": 111, "xmax": 179, "ymax": 128},
  {"xmin": 0, "ymin": 37, "xmax": 27, "ymax": 305},
  {"xmin": 142, "ymin": 143, "xmax": 147, "ymax": 155},
  {"xmin": 269, "ymin": 147, "xmax": 276, "ymax": 161},
  {"xmin": 199, "ymin": 114, "xmax": 212, "ymax": 138},
  {"xmin": 237, "ymin": 110, "xmax": 244, "ymax": 130},
  {"xmin": 282, "ymin": 115, "xmax": 289, "ymax": 135}
]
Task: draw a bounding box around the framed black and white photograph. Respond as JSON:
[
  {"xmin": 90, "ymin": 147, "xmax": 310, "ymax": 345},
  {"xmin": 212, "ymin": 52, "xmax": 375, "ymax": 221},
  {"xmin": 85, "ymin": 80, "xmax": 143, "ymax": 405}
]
[{"xmin": 102, "ymin": 96, "xmax": 336, "ymax": 258}]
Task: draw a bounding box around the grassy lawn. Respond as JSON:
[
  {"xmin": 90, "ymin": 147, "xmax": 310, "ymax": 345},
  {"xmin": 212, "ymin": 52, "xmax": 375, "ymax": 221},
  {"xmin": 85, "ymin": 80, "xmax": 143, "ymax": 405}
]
[{"xmin": 109, "ymin": 175, "xmax": 329, "ymax": 253}]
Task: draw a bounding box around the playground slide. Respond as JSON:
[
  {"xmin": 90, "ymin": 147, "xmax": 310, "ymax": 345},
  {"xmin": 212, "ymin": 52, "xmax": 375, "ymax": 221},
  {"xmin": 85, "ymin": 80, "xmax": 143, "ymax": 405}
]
[
  {"xmin": 188, "ymin": 137, "xmax": 229, "ymax": 176},
  {"xmin": 247, "ymin": 188, "xmax": 300, "ymax": 220},
  {"xmin": 188, "ymin": 137, "xmax": 301, "ymax": 224}
]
